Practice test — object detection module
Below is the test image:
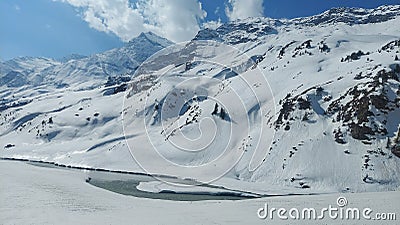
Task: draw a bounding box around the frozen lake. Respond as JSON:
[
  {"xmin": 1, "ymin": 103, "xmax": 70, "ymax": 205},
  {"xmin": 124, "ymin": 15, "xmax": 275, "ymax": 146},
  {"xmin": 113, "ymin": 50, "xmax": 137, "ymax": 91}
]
[
  {"xmin": 26, "ymin": 160, "xmax": 259, "ymax": 201},
  {"xmin": 0, "ymin": 160, "xmax": 398, "ymax": 224}
]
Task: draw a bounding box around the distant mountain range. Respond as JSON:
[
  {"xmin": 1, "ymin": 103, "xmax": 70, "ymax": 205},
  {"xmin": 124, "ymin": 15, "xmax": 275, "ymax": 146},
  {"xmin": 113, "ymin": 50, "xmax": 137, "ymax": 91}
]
[{"xmin": 0, "ymin": 32, "xmax": 173, "ymax": 90}]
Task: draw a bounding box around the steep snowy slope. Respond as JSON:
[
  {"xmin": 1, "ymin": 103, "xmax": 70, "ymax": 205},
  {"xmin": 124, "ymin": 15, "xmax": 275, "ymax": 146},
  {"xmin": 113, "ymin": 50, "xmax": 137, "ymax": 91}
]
[{"xmin": 1, "ymin": 6, "xmax": 400, "ymax": 194}]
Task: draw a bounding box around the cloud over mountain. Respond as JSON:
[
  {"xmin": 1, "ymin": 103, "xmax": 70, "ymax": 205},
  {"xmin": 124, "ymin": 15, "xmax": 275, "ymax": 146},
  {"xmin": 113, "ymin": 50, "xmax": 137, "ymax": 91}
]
[
  {"xmin": 58, "ymin": 0, "xmax": 207, "ymax": 42},
  {"xmin": 225, "ymin": 0, "xmax": 264, "ymax": 21}
]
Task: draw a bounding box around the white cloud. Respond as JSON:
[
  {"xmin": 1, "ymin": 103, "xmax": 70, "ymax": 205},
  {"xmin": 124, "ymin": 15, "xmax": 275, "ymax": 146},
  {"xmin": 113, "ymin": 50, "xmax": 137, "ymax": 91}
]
[
  {"xmin": 57, "ymin": 0, "xmax": 207, "ymax": 42},
  {"xmin": 214, "ymin": 6, "xmax": 220, "ymax": 15},
  {"xmin": 202, "ymin": 19, "xmax": 222, "ymax": 30},
  {"xmin": 137, "ymin": 0, "xmax": 207, "ymax": 42},
  {"xmin": 225, "ymin": 0, "xmax": 264, "ymax": 21},
  {"xmin": 15, "ymin": 4, "xmax": 21, "ymax": 11}
]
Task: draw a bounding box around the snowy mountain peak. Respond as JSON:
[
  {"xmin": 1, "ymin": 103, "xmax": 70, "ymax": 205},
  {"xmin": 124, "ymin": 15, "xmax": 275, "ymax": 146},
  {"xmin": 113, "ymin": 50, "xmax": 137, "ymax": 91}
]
[
  {"xmin": 194, "ymin": 17, "xmax": 279, "ymax": 44},
  {"xmin": 57, "ymin": 53, "xmax": 88, "ymax": 63},
  {"xmin": 292, "ymin": 4, "xmax": 400, "ymax": 26},
  {"xmin": 195, "ymin": 5, "xmax": 400, "ymax": 45},
  {"xmin": 0, "ymin": 32, "xmax": 174, "ymax": 90},
  {"xmin": 129, "ymin": 32, "xmax": 173, "ymax": 48}
]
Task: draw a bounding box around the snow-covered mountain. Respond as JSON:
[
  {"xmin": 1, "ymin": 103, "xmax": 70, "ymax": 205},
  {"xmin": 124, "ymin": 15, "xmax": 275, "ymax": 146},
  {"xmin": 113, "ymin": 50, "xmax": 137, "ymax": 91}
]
[
  {"xmin": 0, "ymin": 32, "xmax": 173, "ymax": 90},
  {"xmin": 57, "ymin": 54, "xmax": 88, "ymax": 63},
  {"xmin": 1, "ymin": 6, "xmax": 399, "ymax": 194}
]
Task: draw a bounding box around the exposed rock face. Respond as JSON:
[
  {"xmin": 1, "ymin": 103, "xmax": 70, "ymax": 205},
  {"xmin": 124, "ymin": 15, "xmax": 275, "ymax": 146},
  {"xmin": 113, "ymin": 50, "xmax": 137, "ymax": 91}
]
[{"xmin": 327, "ymin": 64, "xmax": 400, "ymax": 143}]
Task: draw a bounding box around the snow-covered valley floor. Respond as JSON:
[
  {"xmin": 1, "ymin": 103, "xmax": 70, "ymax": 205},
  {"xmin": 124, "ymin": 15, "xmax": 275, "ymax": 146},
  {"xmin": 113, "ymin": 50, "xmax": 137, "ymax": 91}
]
[{"xmin": 0, "ymin": 160, "xmax": 398, "ymax": 225}]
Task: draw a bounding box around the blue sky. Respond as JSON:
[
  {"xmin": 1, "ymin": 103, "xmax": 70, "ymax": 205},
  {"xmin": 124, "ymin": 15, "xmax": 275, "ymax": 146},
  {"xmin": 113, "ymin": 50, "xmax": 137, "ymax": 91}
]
[{"xmin": 1, "ymin": 0, "xmax": 399, "ymax": 60}]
